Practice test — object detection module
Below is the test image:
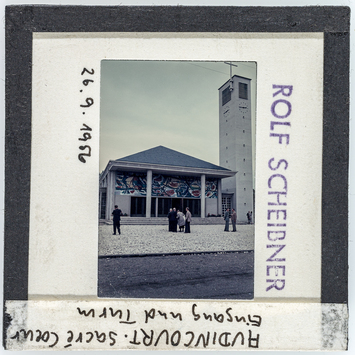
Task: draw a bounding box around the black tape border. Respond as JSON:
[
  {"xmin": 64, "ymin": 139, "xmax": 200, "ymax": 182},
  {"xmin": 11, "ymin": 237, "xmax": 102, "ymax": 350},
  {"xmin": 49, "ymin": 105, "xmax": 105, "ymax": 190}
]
[{"xmin": 4, "ymin": 5, "xmax": 349, "ymax": 306}]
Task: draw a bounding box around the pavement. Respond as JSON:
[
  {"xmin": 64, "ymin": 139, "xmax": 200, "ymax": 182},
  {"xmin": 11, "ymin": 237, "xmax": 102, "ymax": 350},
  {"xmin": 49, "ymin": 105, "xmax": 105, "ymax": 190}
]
[
  {"xmin": 99, "ymin": 224, "xmax": 254, "ymax": 256},
  {"xmin": 98, "ymin": 223, "xmax": 255, "ymax": 300},
  {"xmin": 98, "ymin": 251, "xmax": 254, "ymax": 299}
]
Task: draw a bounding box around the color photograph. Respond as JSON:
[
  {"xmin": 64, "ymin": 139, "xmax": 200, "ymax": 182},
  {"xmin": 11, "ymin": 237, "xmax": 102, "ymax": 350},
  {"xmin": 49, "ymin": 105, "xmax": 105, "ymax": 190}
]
[{"xmin": 98, "ymin": 60, "xmax": 257, "ymax": 299}]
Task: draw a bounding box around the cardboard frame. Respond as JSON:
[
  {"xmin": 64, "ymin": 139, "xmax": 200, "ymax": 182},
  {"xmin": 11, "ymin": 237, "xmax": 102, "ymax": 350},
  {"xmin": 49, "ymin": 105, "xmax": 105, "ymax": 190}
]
[{"xmin": 4, "ymin": 5, "xmax": 349, "ymax": 349}]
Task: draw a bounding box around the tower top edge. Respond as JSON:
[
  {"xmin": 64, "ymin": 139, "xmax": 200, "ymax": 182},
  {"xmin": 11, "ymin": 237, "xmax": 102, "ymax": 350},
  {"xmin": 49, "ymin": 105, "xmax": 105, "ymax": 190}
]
[{"xmin": 218, "ymin": 74, "xmax": 251, "ymax": 91}]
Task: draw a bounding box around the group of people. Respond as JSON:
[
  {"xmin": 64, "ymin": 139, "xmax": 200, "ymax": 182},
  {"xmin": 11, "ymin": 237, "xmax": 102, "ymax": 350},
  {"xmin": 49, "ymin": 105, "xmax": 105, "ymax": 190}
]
[
  {"xmin": 224, "ymin": 208, "xmax": 237, "ymax": 232},
  {"xmin": 112, "ymin": 203, "xmax": 252, "ymax": 235},
  {"xmin": 168, "ymin": 207, "xmax": 192, "ymax": 233},
  {"xmin": 224, "ymin": 209, "xmax": 253, "ymax": 231}
]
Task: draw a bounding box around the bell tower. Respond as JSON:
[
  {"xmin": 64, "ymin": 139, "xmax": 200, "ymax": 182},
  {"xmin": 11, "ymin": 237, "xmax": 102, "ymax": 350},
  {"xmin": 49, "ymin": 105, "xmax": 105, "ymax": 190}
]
[{"xmin": 219, "ymin": 75, "xmax": 253, "ymax": 222}]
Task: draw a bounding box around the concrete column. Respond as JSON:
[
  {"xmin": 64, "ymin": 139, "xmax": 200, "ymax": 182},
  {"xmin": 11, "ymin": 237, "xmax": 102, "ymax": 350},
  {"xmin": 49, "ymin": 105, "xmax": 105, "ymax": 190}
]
[
  {"xmin": 217, "ymin": 179, "xmax": 222, "ymax": 216},
  {"xmin": 146, "ymin": 170, "xmax": 152, "ymax": 218},
  {"xmin": 155, "ymin": 198, "xmax": 158, "ymax": 217},
  {"xmin": 201, "ymin": 174, "xmax": 206, "ymax": 218},
  {"xmin": 106, "ymin": 171, "xmax": 115, "ymax": 221}
]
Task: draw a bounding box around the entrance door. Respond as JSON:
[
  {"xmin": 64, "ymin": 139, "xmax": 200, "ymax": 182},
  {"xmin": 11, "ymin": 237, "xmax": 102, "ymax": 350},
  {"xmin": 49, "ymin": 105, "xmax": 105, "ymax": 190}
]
[
  {"xmin": 172, "ymin": 198, "xmax": 183, "ymax": 212},
  {"xmin": 222, "ymin": 195, "xmax": 232, "ymax": 216},
  {"xmin": 158, "ymin": 198, "xmax": 172, "ymax": 217},
  {"xmin": 183, "ymin": 199, "xmax": 201, "ymax": 217},
  {"xmin": 151, "ymin": 197, "xmax": 156, "ymax": 217},
  {"xmin": 131, "ymin": 197, "xmax": 146, "ymax": 217},
  {"xmin": 157, "ymin": 197, "xmax": 200, "ymax": 216}
]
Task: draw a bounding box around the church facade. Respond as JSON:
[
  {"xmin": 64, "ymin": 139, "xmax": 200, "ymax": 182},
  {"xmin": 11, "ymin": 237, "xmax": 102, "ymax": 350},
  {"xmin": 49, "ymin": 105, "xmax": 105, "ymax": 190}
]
[{"xmin": 99, "ymin": 146, "xmax": 236, "ymax": 219}]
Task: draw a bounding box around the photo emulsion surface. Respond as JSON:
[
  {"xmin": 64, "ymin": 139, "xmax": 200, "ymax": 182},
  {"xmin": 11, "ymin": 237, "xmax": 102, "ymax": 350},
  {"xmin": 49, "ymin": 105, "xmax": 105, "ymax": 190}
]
[{"xmin": 98, "ymin": 61, "xmax": 257, "ymax": 299}]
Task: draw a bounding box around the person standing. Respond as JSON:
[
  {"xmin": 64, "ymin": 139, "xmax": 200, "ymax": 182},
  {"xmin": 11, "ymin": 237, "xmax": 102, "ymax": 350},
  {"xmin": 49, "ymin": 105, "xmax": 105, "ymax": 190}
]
[
  {"xmin": 167, "ymin": 208, "xmax": 173, "ymax": 231},
  {"xmin": 231, "ymin": 208, "xmax": 237, "ymax": 232},
  {"xmin": 112, "ymin": 205, "xmax": 122, "ymax": 235},
  {"xmin": 177, "ymin": 209, "xmax": 185, "ymax": 232},
  {"xmin": 247, "ymin": 211, "xmax": 252, "ymax": 224},
  {"xmin": 185, "ymin": 207, "xmax": 191, "ymax": 233},
  {"xmin": 172, "ymin": 207, "xmax": 178, "ymax": 232},
  {"xmin": 224, "ymin": 208, "xmax": 230, "ymax": 232}
]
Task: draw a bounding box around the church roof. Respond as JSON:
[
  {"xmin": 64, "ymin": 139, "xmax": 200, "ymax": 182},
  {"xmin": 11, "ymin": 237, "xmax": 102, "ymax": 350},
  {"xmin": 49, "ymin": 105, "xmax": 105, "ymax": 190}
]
[{"xmin": 115, "ymin": 145, "xmax": 230, "ymax": 171}]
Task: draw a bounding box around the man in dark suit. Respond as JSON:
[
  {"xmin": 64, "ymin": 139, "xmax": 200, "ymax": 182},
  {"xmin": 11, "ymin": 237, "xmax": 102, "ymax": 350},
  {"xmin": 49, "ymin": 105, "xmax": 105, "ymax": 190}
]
[
  {"xmin": 167, "ymin": 208, "xmax": 173, "ymax": 231},
  {"xmin": 112, "ymin": 205, "xmax": 122, "ymax": 235},
  {"xmin": 224, "ymin": 208, "xmax": 230, "ymax": 232},
  {"xmin": 168, "ymin": 208, "xmax": 178, "ymax": 232},
  {"xmin": 172, "ymin": 208, "xmax": 178, "ymax": 232},
  {"xmin": 231, "ymin": 208, "xmax": 237, "ymax": 232}
]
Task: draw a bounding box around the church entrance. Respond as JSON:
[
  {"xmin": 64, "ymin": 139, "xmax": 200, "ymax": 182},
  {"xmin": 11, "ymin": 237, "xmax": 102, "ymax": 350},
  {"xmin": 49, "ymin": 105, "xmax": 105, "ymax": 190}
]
[
  {"xmin": 157, "ymin": 197, "xmax": 182, "ymax": 217},
  {"xmin": 157, "ymin": 197, "xmax": 201, "ymax": 217},
  {"xmin": 183, "ymin": 198, "xmax": 201, "ymax": 217},
  {"xmin": 172, "ymin": 198, "xmax": 183, "ymax": 212},
  {"xmin": 222, "ymin": 194, "xmax": 233, "ymax": 216},
  {"xmin": 131, "ymin": 196, "xmax": 146, "ymax": 217}
]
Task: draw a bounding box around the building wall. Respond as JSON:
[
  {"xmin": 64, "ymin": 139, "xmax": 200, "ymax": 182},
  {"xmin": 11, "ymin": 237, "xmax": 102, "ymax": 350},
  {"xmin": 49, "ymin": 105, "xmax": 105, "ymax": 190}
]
[
  {"xmin": 114, "ymin": 193, "xmax": 130, "ymax": 216},
  {"xmin": 219, "ymin": 75, "xmax": 253, "ymax": 222},
  {"xmin": 205, "ymin": 198, "xmax": 218, "ymax": 216}
]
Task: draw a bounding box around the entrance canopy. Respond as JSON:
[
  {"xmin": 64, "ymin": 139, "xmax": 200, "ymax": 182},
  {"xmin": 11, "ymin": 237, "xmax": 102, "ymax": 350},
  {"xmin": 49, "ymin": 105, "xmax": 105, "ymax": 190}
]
[{"xmin": 100, "ymin": 146, "xmax": 236, "ymax": 219}]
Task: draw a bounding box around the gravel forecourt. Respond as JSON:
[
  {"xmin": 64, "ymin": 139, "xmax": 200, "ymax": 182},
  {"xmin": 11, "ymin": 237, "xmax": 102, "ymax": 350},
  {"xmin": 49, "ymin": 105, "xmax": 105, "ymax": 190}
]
[{"xmin": 99, "ymin": 224, "xmax": 254, "ymax": 256}]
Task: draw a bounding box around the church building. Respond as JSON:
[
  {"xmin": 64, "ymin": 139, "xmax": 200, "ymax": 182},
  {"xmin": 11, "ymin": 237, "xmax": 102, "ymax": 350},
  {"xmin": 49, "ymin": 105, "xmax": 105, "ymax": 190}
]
[
  {"xmin": 99, "ymin": 146, "xmax": 236, "ymax": 219},
  {"xmin": 99, "ymin": 74, "xmax": 253, "ymax": 222}
]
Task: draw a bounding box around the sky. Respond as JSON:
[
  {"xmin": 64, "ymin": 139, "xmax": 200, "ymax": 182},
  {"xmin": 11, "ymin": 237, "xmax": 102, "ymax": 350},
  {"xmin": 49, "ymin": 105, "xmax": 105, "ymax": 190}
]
[{"xmin": 99, "ymin": 60, "xmax": 257, "ymax": 172}]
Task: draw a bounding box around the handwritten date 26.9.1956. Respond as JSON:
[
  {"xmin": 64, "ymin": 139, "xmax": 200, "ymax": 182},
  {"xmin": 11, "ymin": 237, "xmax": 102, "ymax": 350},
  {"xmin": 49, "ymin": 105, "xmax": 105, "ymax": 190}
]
[{"xmin": 78, "ymin": 67, "xmax": 95, "ymax": 163}]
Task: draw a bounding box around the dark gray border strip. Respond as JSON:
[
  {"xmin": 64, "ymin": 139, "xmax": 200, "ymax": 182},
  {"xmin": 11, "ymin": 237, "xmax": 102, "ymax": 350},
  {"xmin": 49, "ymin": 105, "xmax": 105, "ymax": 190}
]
[
  {"xmin": 99, "ymin": 249, "xmax": 254, "ymax": 259},
  {"xmin": 4, "ymin": 5, "xmax": 351, "ymax": 33},
  {"xmin": 4, "ymin": 5, "xmax": 349, "ymax": 306},
  {"xmin": 322, "ymin": 32, "xmax": 349, "ymax": 304},
  {"xmin": 4, "ymin": 10, "xmax": 32, "ymax": 302}
]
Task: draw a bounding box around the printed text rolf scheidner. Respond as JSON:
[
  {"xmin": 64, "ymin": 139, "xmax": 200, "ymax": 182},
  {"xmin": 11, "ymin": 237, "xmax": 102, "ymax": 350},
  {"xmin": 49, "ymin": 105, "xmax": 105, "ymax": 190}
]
[{"xmin": 266, "ymin": 84, "xmax": 293, "ymax": 292}]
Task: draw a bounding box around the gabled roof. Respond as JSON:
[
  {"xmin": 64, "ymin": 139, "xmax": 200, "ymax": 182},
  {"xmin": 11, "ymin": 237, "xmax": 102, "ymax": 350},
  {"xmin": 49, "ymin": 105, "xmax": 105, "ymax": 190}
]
[{"xmin": 115, "ymin": 145, "xmax": 230, "ymax": 171}]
